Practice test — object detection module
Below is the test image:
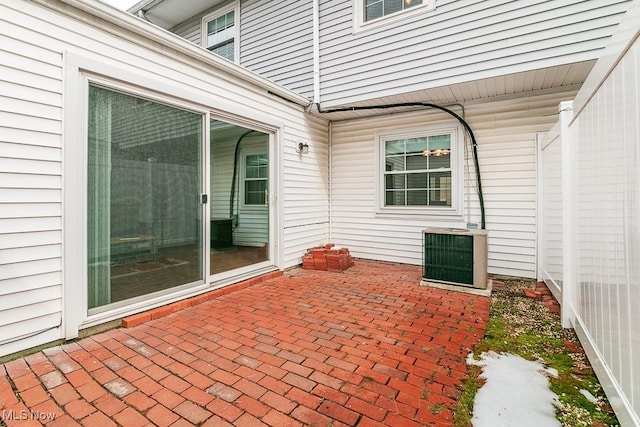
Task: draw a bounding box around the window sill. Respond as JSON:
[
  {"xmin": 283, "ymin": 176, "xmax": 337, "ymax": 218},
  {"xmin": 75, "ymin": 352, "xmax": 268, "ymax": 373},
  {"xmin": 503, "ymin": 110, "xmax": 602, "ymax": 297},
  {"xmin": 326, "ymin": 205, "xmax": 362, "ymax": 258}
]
[{"xmin": 375, "ymin": 209, "xmax": 464, "ymax": 223}]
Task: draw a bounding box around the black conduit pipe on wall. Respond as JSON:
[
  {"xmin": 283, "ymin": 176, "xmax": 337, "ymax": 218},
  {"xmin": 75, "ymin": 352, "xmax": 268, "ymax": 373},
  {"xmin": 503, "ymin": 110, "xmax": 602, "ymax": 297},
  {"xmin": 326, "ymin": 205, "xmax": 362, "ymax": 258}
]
[
  {"xmin": 316, "ymin": 102, "xmax": 486, "ymax": 230},
  {"xmin": 229, "ymin": 130, "xmax": 260, "ymax": 226}
]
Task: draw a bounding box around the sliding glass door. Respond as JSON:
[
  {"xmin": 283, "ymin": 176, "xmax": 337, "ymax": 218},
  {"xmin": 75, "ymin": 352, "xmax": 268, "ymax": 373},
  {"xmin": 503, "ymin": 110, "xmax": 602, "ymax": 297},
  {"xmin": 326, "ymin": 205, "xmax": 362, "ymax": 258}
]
[
  {"xmin": 87, "ymin": 84, "xmax": 204, "ymax": 310},
  {"xmin": 85, "ymin": 84, "xmax": 274, "ymax": 314}
]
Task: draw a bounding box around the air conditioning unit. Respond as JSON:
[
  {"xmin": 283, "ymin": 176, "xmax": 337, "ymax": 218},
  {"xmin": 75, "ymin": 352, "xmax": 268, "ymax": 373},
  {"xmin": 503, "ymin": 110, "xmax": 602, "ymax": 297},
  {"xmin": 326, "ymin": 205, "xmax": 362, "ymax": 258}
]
[{"xmin": 421, "ymin": 227, "xmax": 490, "ymax": 292}]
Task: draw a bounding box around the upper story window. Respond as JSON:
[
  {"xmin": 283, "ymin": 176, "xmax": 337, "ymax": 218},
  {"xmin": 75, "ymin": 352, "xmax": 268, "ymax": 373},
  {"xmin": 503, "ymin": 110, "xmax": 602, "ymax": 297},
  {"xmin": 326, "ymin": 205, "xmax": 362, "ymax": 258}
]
[
  {"xmin": 354, "ymin": 0, "xmax": 435, "ymax": 31},
  {"xmin": 365, "ymin": 0, "xmax": 422, "ymax": 22},
  {"xmin": 377, "ymin": 125, "xmax": 463, "ymax": 217},
  {"xmin": 202, "ymin": 3, "xmax": 239, "ymax": 62}
]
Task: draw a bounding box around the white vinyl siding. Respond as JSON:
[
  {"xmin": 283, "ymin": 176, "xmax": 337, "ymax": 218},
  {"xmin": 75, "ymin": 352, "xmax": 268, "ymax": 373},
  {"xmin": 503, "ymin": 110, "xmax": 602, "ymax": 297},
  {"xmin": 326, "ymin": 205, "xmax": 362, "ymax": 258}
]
[
  {"xmin": 172, "ymin": 20, "xmax": 201, "ymax": 45},
  {"xmin": 210, "ymin": 136, "xmax": 270, "ymax": 248},
  {"xmin": 319, "ymin": 0, "xmax": 631, "ymax": 107},
  {"xmin": 0, "ymin": 12, "xmax": 64, "ymax": 355},
  {"xmin": 330, "ymin": 90, "xmax": 577, "ymax": 278},
  {"xmin": 210, "ymin": 136, "xmax": 234, "ymax": 220},
  {"xmin": 241, "ymin": 0, "xmax": 315, "ymax": 99},
  {"xmin": 170, "ymin": 0, "xmax": 315, "ymax": 99},
  {"xmin": 0, "ymin": 0, "xmax": 328, "ymax": 356}
]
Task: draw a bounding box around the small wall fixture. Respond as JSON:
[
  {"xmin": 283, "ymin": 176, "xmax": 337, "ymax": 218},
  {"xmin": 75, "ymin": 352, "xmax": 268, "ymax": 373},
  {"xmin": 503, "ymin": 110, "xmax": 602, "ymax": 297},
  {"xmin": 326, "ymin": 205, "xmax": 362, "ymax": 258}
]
[{"xmin": 296, "ymin": 142, "xmax": 309, "ymax": 154}]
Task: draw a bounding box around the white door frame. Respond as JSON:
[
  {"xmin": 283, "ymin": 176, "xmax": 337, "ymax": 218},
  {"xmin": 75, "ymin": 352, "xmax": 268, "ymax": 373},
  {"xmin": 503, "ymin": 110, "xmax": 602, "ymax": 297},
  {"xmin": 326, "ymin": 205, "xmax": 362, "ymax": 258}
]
[{"xmin": 63, "ymin": 52, "xmax": 283, "ymax": 339}]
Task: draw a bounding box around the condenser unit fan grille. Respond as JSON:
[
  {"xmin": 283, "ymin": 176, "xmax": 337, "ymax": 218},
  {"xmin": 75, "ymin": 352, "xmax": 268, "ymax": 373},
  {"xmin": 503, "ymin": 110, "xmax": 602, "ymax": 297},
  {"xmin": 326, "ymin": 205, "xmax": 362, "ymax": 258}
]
[
  {"xmin": 423, "ymin": 233, "xmax": 474, "ymax": 285},
  {"xmin": 422, "ymin": 227, "xmax": 488, "ymax": 290}
]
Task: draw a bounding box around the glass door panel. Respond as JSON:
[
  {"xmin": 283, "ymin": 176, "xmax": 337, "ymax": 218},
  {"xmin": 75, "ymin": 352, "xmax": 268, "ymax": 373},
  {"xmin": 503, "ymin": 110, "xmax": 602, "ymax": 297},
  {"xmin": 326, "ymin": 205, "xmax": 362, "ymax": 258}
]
[
  {"xmin": 87, "ymin": 84, "xmax": 204, "ymax": 309},
  {"xmin": 210, "ymin": 119, "xmax": 269, "ymax": 275}
]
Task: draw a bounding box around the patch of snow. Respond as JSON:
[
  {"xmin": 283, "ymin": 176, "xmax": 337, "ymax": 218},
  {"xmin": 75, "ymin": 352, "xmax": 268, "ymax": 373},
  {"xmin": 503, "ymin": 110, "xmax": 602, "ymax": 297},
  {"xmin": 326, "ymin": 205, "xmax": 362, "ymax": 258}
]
[
  {"xmin": 580, "ymin": 389, "xmax": 598, "ymax": 404},
  {"xmin": 467, "ymin": 351, "xmax": 560, "ymax": 427}
]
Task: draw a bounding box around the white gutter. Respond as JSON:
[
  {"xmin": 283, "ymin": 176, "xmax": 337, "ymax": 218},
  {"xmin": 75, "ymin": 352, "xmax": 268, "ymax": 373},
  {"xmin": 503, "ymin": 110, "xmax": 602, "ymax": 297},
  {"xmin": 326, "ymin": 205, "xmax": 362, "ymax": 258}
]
[
  {"xmin": 41, "ymin": 0, "xmax": 310, "ymax": 107},
  {"xmin": 312, "ymin": 0, "xmax": 321, "ymax": 106}
]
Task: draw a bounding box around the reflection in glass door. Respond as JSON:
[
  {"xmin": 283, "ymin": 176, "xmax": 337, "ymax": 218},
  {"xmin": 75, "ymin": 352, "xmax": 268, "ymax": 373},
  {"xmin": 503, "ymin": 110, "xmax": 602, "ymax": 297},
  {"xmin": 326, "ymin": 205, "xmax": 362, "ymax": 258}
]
[
  {"xmin": 87, "ymin": 84, "xmax": 204, "ymax": 310},
  {"xmin": 210, "ymin": 120, "xmax": 269, "ymax": 275}
]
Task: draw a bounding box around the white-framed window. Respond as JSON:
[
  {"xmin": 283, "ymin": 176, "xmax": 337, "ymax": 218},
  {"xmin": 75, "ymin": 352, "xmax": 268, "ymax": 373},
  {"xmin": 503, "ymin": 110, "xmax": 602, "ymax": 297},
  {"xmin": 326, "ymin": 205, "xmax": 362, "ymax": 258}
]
[
  {"xmin": 377, "ymin": 125, "xmax": 463, "ymax": 216},
  {"xmin": 353, "ymin": 0, "xmax": 435, "ymax": 32},
  {"xmin": 243, "ymin": 152, "xmax": 268, "ymax": 206},
  {"xmin": 202, "ymin": 2, "xmax": 239, "ymax": 62}
]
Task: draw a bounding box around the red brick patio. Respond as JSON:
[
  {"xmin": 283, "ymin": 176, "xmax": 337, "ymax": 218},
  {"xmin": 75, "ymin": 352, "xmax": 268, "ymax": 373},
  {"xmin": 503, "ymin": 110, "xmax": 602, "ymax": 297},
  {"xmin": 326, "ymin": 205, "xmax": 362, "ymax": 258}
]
[{"xmin": 0, "ymin": 261, "xmax": 490, "ymax": 426}]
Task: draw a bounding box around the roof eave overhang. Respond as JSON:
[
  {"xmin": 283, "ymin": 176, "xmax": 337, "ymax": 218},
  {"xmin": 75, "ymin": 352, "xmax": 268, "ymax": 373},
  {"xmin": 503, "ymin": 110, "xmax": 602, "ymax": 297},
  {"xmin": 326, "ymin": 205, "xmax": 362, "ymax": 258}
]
[
  {"xmin": 38, "ymin": 0, "xmax": 310, "ymax": 108},
  {"xmin": 127, "ymin": 0, "xmax": 212, "ymax": 29},
  {"xmin": 311, "ymin": 62, "xmax": 593, "ymax": 122}
]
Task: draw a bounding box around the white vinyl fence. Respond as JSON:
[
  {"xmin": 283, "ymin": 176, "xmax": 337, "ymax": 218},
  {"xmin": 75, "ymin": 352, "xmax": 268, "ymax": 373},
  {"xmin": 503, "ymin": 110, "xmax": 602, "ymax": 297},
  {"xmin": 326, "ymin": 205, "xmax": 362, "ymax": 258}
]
[
  {"xmin": 538, "ymin": 3, "xmax": 640, "ymax": 425},
  {"xmin": 538, "ymin": 120, "xmax": 563, "ymax": 306}
]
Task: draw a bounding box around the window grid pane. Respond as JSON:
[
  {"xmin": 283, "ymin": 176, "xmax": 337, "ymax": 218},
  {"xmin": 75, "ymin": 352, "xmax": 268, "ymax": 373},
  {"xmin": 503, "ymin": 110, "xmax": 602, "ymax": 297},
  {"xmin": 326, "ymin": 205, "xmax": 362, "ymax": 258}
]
[
  {"xmin": 206, "ymin": 10, "xmax": 235, "ymax": 61},
  {"xmin": 384, "ymin": 0, "xmax": 402, "ymax": 17},
  {"xmin": 365, "ymin": 0, "xmax": 423, "ymax": 22},
  {"xmin": 383, "ymin": 133, "xmax": 452, "ymax": 207},
  {"xmin": 245, "ymin": 154, "xmax": 268, "ymax": 205},
  {"xmin": 208, "ymin": 41, "xmax": 234, "ymax": 61},
  {"xmin": 245, "ymin": 180, "xmax": 266, "ymax": 205}
]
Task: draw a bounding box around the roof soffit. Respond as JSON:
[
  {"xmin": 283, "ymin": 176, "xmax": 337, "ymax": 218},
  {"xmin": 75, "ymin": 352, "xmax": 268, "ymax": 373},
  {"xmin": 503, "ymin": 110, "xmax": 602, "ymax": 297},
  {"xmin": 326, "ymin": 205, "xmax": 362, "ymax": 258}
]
[
  {"xmin": 312, "ymin": 61, "xmax": 595, "ymax": 121},
  {"xmin": 129, "ymin": 0, "xmax": 225, "ymax": 29}
]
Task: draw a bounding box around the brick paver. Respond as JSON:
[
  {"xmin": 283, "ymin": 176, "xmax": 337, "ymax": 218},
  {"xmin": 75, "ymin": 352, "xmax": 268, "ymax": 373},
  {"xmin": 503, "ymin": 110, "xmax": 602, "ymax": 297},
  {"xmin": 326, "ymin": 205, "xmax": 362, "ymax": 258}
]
[{"xmin": 0, "ymin": 261, "xmax": 489, "ymax": 426}]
